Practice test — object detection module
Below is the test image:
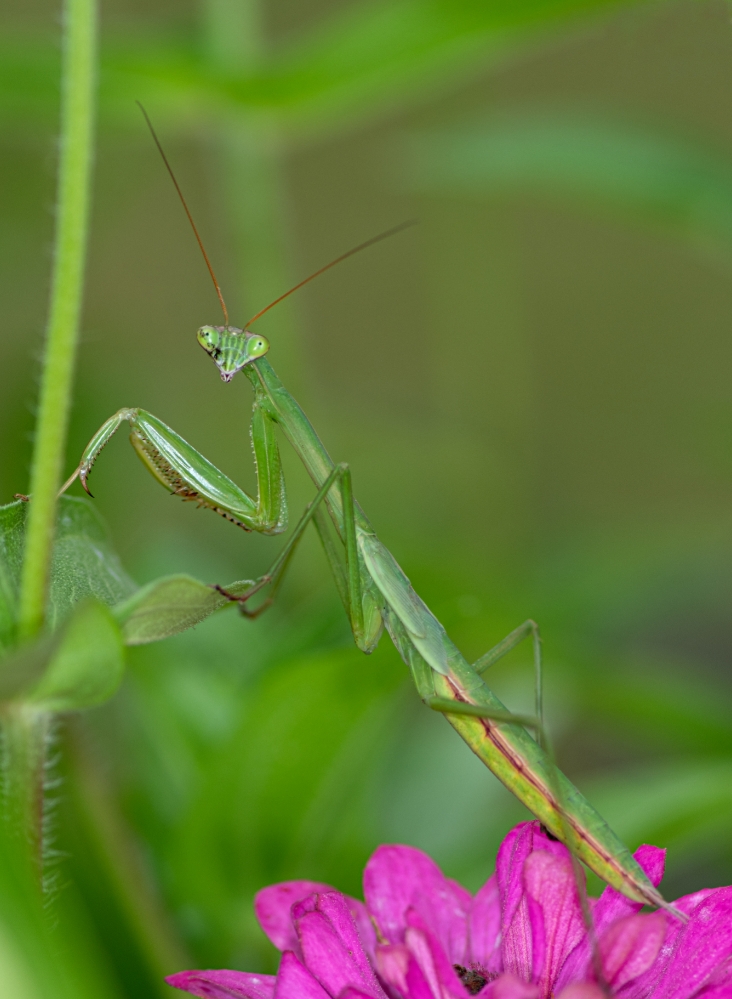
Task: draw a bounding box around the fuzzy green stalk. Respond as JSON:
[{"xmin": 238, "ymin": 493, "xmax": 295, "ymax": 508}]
[
  {"xmin": 18, "ymin": 0, "xmax": 98, "ymax": 642},
  {"xmin": 0, "ymin": 705, "xmax": 50, "ymax": 871},
  {"xmin": 7, "ymin": 0, "xmax": 97, "ymax": 873}
]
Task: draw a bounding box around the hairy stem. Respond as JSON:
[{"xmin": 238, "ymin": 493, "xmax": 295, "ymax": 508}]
[
  {"xmin": 18, "ymin": 0, "xmax": 98, "ymax": 641},
  {"xmin": 1, "ymin": 706, "xmax": 50, "ymax": 872}
]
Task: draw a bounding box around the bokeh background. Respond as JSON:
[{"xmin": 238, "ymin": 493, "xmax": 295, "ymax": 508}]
[{"xmin": 3, "ymin": 0, "xmax": 732, "ymax": 995}]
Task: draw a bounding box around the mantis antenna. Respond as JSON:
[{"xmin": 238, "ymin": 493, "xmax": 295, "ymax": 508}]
[
  {"xmin": 245, "ymin": 219, "xmax": 418, "ymax": 327},
  {"xmin": 137, "ymin": 102, "xmax": 230, "ymax": 326},
  {"xmin": 137, "ymin": 103, "xmax": 416, "ymax": 330}
]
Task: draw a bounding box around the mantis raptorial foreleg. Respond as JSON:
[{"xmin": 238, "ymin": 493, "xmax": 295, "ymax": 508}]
[{"xmin": 61, "ymin": 402, "xmax": 286, "ymax": 534}]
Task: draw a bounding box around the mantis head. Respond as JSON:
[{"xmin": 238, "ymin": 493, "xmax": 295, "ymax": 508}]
[
  {"xmin": 136, "ymin": 107, "xmax": 413, "ymax": 386},
  {"xmin": 197, "ymin": 326, "xmax": 270, "ymax": 382}
]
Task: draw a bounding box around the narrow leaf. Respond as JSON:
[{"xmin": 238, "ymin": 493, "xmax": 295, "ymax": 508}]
[{"xmin": 114, "ymin": 574, "xmax": 255, "ymax": 645}]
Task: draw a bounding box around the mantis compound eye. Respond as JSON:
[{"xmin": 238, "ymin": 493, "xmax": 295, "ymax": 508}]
[
  {"xmin": 247, "ymin": 335, "xmax": 270, "ymax": 359},
  {"xmin": 197, "ymin": 325, "xmax": 219, "ymax": 351}
]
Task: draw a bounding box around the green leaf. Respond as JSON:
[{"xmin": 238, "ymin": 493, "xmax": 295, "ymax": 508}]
[
  {"xmin": 166, "ymin": 644, "xmax": 403, "ymax": 962},
  {"xmin": 0, "ymin": 634, "xmax": 60, "ymax": 701},
  {"xmin": 406, "ymin": 110, "xmax": 732, "ymax": 249},
  {"xmin": 0, "ymin": 497, "xmax": 136, "ymax": 655},
  {"xmin": 114, "ymin": 574, "xmax": 254, "ymax": 646},
  {"xmin": 25, "ymin": 599, "xmax": 124, "ymax": 712},
  {"xmin": 0, "ymin": 497, "xmax": 251, "ymax": 664},
  {"xmin": 1, "ymin": 0, "xmax": 653, "ymax": 134}
]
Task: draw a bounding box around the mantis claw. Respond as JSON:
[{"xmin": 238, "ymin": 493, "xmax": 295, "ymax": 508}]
[
  {"xmin": 79, "ymin": 467, "xmax": 94, "ymax": 497},
  {"xmin": 212, "ymin": 583, "xmax": 240, "ymax": 602}
]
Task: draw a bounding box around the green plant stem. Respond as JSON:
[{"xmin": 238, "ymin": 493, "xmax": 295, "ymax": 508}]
[
  {"xmin": 0, "ymin": 705, "xmax": 50, "ymax": 869},
  {"xmin": 18, "ymin": 0, "xmax": 98, "ymax": 642}
]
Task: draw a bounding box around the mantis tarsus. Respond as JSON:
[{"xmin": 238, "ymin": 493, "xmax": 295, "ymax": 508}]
[{"xmin": 61, "ymin": 110, "xmax": 677, "ymax": 918}]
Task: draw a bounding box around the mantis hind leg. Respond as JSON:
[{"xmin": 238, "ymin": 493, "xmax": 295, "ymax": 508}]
[
  {"xmin": 472, "ymin": 619, "xmax": 544, "ymax": 744},
  {"xmin": 427, "ymin": 691, "xmax": 609, "ymax": 992}
]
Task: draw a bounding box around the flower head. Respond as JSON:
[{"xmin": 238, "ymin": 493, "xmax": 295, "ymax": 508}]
[{"xmin": 167, "ymin": 822, "xmax": 732, "ymax": 999}]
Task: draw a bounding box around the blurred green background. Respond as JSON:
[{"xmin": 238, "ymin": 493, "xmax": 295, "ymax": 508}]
[{"xmin": 4, "ymin": 0, "xmax": 732, "ymax": 995}]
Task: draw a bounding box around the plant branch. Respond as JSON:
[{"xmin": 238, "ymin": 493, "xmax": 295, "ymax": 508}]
[{"xmin": 18, "ymin": 0, "xmax": 98, "ymax": 641}]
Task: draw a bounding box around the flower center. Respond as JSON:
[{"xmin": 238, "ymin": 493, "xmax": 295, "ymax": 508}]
[{"xmin": 453, "ymin": 965, "xmax": 495, "ymax": 995}]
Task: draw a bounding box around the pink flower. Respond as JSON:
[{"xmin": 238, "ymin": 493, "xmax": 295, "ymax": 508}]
[{"xmin": 167, "ymin": 822, "xmax": 732, "ymax": 999}]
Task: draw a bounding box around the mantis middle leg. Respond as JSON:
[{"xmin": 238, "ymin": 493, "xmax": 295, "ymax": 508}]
[
  {"xmin": 473, "ymin": 619, "xmax": 544, "ymax": 743},
  {"xmin": 214, "ymin": 461, "xmax": 388, "ymax": 655}
]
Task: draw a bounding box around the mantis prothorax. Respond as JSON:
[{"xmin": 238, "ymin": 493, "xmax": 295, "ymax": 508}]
[{"xmin": 60, "ymin": 109, "xmax": 679, "ymax": 919}]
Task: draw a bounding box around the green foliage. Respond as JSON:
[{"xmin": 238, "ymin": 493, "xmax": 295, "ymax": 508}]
[
  {"xmin": 0, "ymin": 497, "xmax": 135, "ymax": 654},
  {"xmin": 26, "ymin": 599, "xmax": 124, "ymax": 712},
  {"xmin": 0, "ymin": 0, "xmax": 647, "ymax": 134},
  {"xmin": 5, "ymin": 0, "xmax": 732, "ymax": 995},
  {"xmin": 0, "ymin": 817, "xmax": 121, "ymax": 999},
  {"xmin": 115, "ymin": 573, "xmax": 253, "ymax": 645},
  {"xmin": 407, "ymin": 109, "xmax": 732, "ymax": 250},
  {"xmin": 161, "ymin": 642, "xmax": 403, "ymax": 965}
]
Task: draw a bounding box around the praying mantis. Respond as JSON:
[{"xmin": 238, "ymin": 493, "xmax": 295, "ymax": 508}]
[{"xmin": 60, "ymin": 110, "xmax": 676, "ymax": 917}]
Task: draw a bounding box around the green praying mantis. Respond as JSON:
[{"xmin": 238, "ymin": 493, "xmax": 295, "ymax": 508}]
[{"xmin": 60, "ymin": 111, "xmax": 677, "ymax": 918}]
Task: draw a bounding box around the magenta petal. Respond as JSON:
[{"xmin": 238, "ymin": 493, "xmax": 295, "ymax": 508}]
[
  {"xmin": 338, "ymin": 991, "xmax": 382, "ymax": 999},
  {"xmin": 376, "ymin": 942, "xmax": 443, "ymax": 999},
  {"xmin": 632, "ymin": 846, "xmax": 666, "ymax": 890},
  {"xmin": 653, "ymin": 887, "xmax": 732, "ymax": 999},
  {"xmin": 294, "ymin": 891, "xmax": 386, "ymax": 999},
  {"xmin": 496, "ymin": 824, "xmax": 536, "ymax": 935},
  {"xmin": 614, "ymin": 890, "xmax": 716, "ymax": 999},
  {"xmin": 499, "ymin": 830, "xmax": 573, "ymax": 987},
  {"xmin": 524, "ymin": 851, "xmax": 584, "ymax": 997},
  {"xmin": 556, "ymin": 985, "xmax": 606, "ymax": 999},
  {"xmin": 348, "ymin": 898, "xmax": 378, "ymax": 963},
  {"xmin": 405, "ymin": 910, "xmax": 467, "ymax": 998},
  {"xmin": 364, "ymin": 844, "xmax": 470, "ymax": 962},
  {"xmin": 497, "ymin": 824, "xmax": 569, "ymax": 936},
  {"xmin": 497, "ymin": 827, "xmax": 539, "ymax": 984},
  {"xmin": 469, "ymin": 875, "xmax": 502, "ymax": 970},
  {"xmin": 600, "ymin": 913, "xmax": 666, "ymax": 990},
  {"xmin": 166, "ymin": 970, "xmax": 276, "ymax": 999},
  {"xmin": 404, "ymin": 923, "xmax": 465, "ymax": 999},
  {"xmin": 555, "ymin": 844, "xmax": 666, "ymax": 993},
  {"xmin": 479, "ymin": 972, "xmax": 541, "ymax": 999},
  {"xmin": 502, "ymin": 894, "xmax": 536, "ymax": 985},
  {"xmin": 594, "ymin": 846, "xmax": 666, "ymax": 935},
  {"xmin": 447, "ymin": 877, "xmax": 474, "ymax": 920},
  {"xmin": 376, "ymin": 944, "xmax": 412, "ymax": 997},
  {"xmin": 695, "ymin": 989, "xmax": 732, "ymax": 999},
  {"xmin": 256, "ymin": 881, "xmax": 333, "ymax": 952},
  {"xmin": 274, "ymin": 952, "xmax": 331, "ymax": 999},
  {"xmin": 528, "ymin": 894, "xmax": 547, "ymax": 986}
]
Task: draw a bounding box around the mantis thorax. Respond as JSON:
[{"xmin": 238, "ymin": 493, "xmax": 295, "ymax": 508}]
[{"xmin": 197, "ymin": 325, "xmax": 270, "ymax": 382}]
